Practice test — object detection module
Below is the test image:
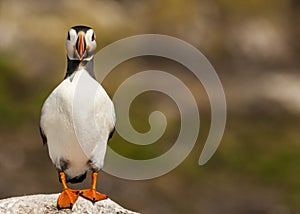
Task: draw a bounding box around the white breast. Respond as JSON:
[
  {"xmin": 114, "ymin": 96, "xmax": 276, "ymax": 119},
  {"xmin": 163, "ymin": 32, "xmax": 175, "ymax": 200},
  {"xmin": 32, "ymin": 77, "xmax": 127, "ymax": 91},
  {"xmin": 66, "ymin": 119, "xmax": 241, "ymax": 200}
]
[{"xmin": 40, "ymin": 69, "xmax": 115, "ymax": 178}]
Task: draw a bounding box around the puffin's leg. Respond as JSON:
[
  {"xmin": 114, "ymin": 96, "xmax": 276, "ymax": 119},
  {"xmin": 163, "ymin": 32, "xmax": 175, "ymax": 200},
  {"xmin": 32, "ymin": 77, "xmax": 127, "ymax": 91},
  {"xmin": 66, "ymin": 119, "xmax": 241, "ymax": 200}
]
[
  {"xmin": 80, "ymin": 172, "xmax": 107, "ymax": 203},
  {"xmin": 57, "ymin": 172, "xmax": 80, "ymax": 210}
]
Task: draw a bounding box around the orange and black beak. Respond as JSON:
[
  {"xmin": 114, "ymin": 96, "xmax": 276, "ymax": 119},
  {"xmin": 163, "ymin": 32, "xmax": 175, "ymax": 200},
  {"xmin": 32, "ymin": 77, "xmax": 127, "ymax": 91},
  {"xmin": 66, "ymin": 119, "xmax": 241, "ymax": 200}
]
[{"xmin": 76, "ymin": 32, "xmax": 86, "ymax": 61}]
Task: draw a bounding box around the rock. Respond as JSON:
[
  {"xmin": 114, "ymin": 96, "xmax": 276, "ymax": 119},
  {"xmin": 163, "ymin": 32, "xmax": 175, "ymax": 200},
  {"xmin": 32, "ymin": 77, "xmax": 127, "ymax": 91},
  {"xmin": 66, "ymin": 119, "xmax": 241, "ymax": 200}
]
[{"xmin": 0, "ymin": 194, "xmax": 139, "ymax": 214}]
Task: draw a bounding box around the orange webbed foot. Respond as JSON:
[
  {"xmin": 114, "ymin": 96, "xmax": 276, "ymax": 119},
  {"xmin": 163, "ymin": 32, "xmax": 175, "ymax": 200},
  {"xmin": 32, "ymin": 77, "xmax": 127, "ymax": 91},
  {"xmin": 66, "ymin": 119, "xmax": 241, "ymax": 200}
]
[
  {"xmin": 57, "ymin": 189, "xmax": 79, "ymax": 210},
  {"xmin": 80, "ymin": 189, "xmax": 107, "ymax": 204}
]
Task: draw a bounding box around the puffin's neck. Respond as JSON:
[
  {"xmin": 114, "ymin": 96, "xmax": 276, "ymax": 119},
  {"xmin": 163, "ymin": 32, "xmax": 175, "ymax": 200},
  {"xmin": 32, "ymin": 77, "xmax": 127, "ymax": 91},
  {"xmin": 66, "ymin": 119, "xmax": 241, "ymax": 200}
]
[{"xmin": 65, "ymin": 57, "xmax": 95, "ymax": 79}]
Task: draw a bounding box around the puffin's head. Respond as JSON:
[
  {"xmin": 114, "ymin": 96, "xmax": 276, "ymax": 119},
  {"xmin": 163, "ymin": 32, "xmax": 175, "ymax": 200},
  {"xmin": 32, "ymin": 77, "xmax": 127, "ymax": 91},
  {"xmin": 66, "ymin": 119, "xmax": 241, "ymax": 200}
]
[{"xmin": 66, "ymin": 25, "xmax": 97, "ymax": 61}]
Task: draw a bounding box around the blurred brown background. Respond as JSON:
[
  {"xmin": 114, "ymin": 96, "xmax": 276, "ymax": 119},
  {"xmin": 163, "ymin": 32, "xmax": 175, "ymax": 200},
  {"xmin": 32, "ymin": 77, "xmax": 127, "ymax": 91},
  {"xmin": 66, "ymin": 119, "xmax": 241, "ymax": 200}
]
[{"xmin": 0, "ymin": 0, "xmax": 300, "ymax": 213}]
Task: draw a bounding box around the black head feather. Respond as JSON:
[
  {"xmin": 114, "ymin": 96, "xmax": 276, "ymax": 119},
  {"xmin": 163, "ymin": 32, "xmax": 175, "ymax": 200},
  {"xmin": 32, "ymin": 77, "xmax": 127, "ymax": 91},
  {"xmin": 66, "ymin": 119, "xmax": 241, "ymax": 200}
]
[{"xmin": 71, "ymin": 25, "xmax": 92, "ymax": 33}]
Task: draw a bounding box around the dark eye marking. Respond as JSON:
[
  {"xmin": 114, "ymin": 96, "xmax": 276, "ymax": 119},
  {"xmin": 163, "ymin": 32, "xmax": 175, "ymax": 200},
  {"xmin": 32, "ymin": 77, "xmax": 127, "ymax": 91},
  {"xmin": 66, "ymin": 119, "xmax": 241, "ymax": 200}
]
[
  {"xmin": 67, "ymin": 31, "xmax": 71, "ymax": 40},
  {"xmin": 91, "ymin": 33, "xmax": 95, "ymax": 41}
]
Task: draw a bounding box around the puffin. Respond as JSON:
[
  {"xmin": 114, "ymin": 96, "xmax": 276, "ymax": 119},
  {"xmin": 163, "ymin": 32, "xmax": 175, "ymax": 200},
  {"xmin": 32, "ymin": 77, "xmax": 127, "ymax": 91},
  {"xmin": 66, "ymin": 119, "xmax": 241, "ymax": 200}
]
[{"xmin": 39, "ymin": 25, "xmax": 116, "ymax": 209}]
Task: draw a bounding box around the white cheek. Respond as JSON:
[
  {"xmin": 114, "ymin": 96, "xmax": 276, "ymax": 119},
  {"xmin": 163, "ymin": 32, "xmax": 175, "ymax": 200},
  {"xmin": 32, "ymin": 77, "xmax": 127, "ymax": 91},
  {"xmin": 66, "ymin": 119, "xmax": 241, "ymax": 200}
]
[
  {"xmin": 66, "ymin": 40, "xmax": 77, "ymax": 59},
  {"xmin": 66, "ymin": 29, "xmax": 78, "ymax": 57},
  {"xmin": 86, "ymin": 37, "xmax": 97, "ymax": 53},
  {"xmin": 66, "ymin": 41, "xmax": 72, "ymax": 53},
  {"xmin": 89, "ymin": 42, "xmax": 97, "ymax": 52}
]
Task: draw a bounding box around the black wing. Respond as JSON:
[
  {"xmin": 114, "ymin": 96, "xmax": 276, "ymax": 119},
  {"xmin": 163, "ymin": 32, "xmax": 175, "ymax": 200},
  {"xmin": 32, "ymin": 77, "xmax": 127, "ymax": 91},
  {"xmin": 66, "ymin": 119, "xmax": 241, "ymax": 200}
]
[
  {"xmin": 39, "ymin": 126, "xmax": 47, "ymax": 145},
  {"xmin": 108, "ymin": 127, "xmax": 115, "ymax": 141}
]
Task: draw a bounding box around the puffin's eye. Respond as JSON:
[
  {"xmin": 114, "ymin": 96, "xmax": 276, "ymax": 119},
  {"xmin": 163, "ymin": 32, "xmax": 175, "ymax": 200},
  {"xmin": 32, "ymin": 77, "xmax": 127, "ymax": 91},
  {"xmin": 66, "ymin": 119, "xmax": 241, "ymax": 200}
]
[
  {"xmin": 91, "ymin": 33, "xmax": 95, "ymax": 41},
  {"xmin": 67, "ymin": 31, "xmax": 71, "ymax": 40}
]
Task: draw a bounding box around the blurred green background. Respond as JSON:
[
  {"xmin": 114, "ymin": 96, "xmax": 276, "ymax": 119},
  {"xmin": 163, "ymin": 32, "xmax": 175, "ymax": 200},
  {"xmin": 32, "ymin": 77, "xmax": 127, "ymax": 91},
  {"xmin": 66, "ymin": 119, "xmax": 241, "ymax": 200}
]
[{"xmin": 0, "ymin": 0, "xmax": 300, "ymax": 213}]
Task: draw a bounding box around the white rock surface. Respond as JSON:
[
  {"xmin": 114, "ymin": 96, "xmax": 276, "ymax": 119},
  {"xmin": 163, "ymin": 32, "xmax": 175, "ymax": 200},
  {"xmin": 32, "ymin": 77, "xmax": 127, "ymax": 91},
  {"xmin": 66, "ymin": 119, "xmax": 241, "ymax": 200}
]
[{"xmin": 0, "ymin": 194, "xmax": 139, "ymax": 214}]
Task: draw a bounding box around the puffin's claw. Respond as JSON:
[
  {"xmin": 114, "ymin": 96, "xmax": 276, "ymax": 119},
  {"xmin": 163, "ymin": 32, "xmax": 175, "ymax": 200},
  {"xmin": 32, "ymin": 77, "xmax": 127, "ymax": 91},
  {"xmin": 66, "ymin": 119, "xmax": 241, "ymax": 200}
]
[
  {"xmin": 80, "ymin": 189, "xmax": 107, "ymax": 203},
  {"xmin": 57, "ymin": 189, "xmax": 79, "ymax": 210}
]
